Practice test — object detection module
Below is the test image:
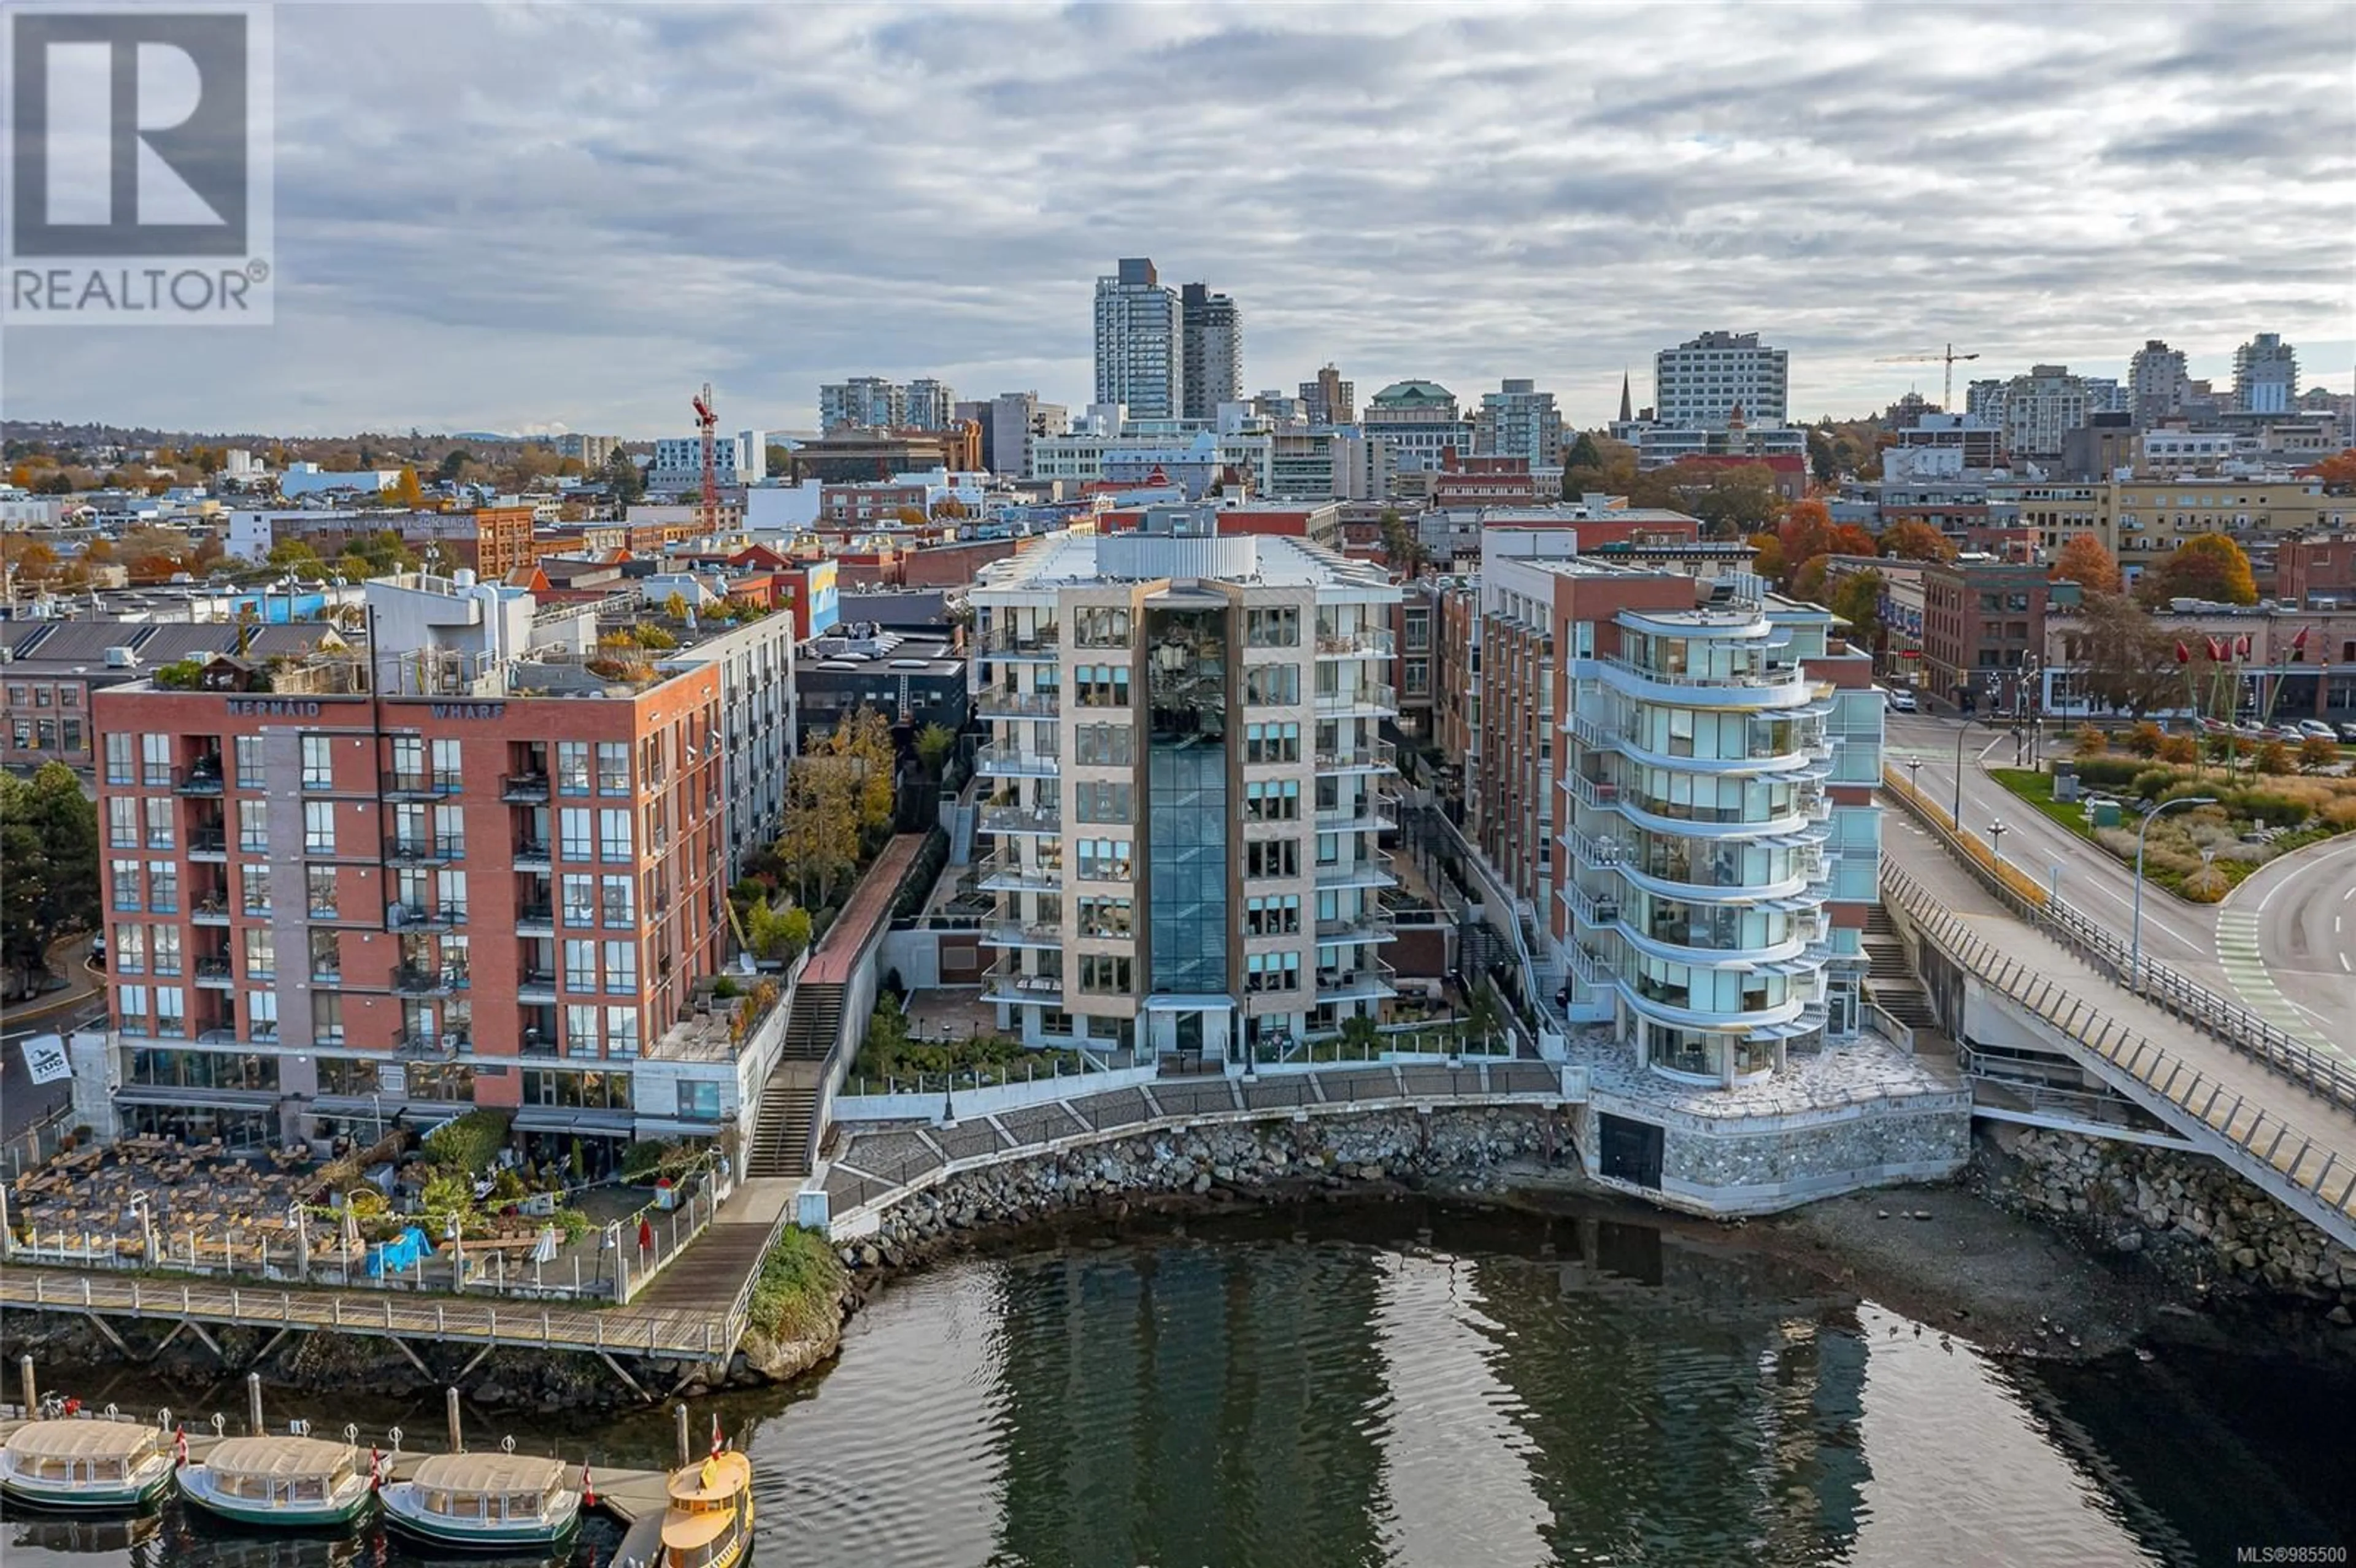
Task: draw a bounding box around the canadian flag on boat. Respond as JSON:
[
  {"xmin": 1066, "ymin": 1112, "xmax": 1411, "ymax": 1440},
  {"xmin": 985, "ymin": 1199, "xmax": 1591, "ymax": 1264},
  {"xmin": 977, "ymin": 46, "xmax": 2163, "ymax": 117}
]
[
  {"xmin": 711, "ymin": 1414, "xmax": 725, "ymax": 1458},
  {"xmin": 581, "ymin": 1462, "xmax": 596, "ymax": 1507},
  {"xmin": 174, "ymin": 1427, "xmax": 188, "ymax": 1468},
  {"xmin": 369, "ymin": 1447, "xmax": 383, "ymax": 1489}
]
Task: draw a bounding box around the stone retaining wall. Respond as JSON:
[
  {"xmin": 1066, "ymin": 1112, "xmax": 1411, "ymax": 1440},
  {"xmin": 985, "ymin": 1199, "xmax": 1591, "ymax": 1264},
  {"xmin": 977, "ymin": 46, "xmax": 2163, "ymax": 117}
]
[
  {"xmin": 1647, "ymin": 1096, "xmax": 1972, "ymax": 1213},
  {"xmin": 843, "ymin": 1106, "xmax": 1557, "ymax": 1262},
  {"xmin": 1977, "ymin": 1123, "xmax": 2356, "ymax": 1314}
]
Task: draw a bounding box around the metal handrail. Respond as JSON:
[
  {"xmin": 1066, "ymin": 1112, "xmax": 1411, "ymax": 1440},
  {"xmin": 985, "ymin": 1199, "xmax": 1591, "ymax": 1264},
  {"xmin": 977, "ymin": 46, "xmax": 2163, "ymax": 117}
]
[
  {"xmin": 1882, "ymin": 859, "xmax": 2356, "ymax": 1221},
  {"xmin": 1880, "ymin": 764, "xmax": 2355, "ymax": 1108}
]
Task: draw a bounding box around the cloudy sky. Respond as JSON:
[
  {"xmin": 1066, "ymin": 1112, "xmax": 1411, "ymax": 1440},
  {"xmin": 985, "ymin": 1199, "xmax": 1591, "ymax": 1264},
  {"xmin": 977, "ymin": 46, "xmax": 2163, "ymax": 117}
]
[{"xmin": 7, "ymin": 0, "xmax": 2353, "ymax": 439}]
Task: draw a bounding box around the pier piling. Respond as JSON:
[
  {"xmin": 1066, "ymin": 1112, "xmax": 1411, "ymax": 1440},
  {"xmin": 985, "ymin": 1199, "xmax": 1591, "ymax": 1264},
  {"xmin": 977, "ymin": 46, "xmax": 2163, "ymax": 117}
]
[
  {"xmin": 447, "ymin": 1386, "xmax": 463, "ymax": 1453},
  {"xmin": 676, "ymin": 1402, "xmax": 690, "ymax": 1468},
  {"xmin": 18, "ymin": 1354, "xmax": 34, "ymax": 1415},
  {"xmin": 246, "ymin": 1371, "xmax": 263, "ymax": 1435}
]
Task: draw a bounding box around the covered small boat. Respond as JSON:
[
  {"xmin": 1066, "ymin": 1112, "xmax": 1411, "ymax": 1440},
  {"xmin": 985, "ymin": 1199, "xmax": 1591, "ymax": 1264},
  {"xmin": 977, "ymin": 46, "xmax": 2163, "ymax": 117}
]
[
  {"xmin": 658, "ymin": 1450, "xmax": 754, "ymax": 1568},
  {"xmin": 379, "ymin": 1450, "xmax": 581, "ymax": 1550},
  {"xmin": 175, "ymin": 1434, "xmax": 374, "ymax": 1528},
  {"xmin": 0, "ymin": 1419, "xmax": 173, "ymax": 1510}
]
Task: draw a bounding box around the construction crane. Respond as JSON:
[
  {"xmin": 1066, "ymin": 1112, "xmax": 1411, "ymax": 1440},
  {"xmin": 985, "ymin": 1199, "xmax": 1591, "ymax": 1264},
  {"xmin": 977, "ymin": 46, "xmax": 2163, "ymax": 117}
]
[
  {"xmin": 1876, "ymin": 344, "xmax": 1981, "ymax": 412},
  {"xmin": 691, "ymin": 382, "xmax": 720, "ymax": 532}
]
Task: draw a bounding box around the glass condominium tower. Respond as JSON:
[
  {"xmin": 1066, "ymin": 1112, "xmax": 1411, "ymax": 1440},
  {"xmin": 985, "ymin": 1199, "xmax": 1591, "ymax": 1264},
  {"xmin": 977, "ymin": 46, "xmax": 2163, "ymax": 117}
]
[{"xmin": 971, "ymin": 507, "xmax": 1402, "ymax": 1066}]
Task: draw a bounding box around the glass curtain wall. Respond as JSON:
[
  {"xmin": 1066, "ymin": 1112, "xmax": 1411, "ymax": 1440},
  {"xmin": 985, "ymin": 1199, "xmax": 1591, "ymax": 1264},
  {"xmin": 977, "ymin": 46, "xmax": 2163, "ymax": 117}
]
[{"xmin": 1145, "ymin": 605, "xmax": 1230, "ymax": 995}]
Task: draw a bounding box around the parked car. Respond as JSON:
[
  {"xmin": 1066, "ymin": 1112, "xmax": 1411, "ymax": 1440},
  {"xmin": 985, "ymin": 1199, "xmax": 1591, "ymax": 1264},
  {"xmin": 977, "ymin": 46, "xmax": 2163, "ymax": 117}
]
[
  {"xmin": 2339, "ymin": 723, "xmax": 2356, "ymax": 744},
  {"xmin": 2198, "ymin": 717, "xmax": 2231, "ymax": 735},
  {"xmin": 1884, "ymin": 686, "xmax": 1917, "ymax": 713},
  {"xmin": 88, "ymin": 934, "xmax": 105, "ymax": 968},
  {"xmin": 2297, "ymin": 720, "xmax": 2339, "ymax": 741},
  {"xmin": 2275, "ymin": 724, "xmax": 2309, "ymax": 743}
]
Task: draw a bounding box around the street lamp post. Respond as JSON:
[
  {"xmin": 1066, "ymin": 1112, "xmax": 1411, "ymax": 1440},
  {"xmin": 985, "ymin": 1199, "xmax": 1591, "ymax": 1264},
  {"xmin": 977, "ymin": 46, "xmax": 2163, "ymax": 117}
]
[
  {"xmin": 1988, "ymin": 820, "xmax": 2008, "ymax": 880},
  {"xmin": 2131, "ymin": 796, "xmax": 2217, "ymax": 991},
  {"xmin": 1905, "ymin": 758, "xmax": 1922, "ymax": 803},
  {"xmin": 1952, "ymin": 718, "xmax": 1969, "ymax": 825}
]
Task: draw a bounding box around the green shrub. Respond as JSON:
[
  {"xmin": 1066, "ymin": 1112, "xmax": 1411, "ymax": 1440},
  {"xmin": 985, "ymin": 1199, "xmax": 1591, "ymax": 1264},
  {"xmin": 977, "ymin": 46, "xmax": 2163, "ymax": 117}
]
[
  {"xmin": 422, "ymin": 1109, "xmax": 509, "ymax": 1175},
  {"xmin": 746, "ymin": 1224, "xmax": 844, "ymax": 1342},
  {"xmin": 620, "ymin": 1139, "xmax": 679, "ymax": 1181},
  {"xmin": 553, "ymin": 1207, "xmax": 591, "ymax": 1245},
  {"xmin": 2071, "ymin": 757, "xmax": 2147, "ymax": 789},
  {"xmin": 2228, "ymin": 791, "xmax": 2309, "ymax": 829},
  {"xmin": 2130, "ymin": 768, "xmax": 2179, "ymax": 802}
]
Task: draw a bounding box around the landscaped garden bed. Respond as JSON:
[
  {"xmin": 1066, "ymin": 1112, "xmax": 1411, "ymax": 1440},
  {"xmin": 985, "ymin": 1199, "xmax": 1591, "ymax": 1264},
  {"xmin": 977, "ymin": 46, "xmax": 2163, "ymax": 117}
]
[{"xmin": 1990, "ymin": 757, "xmax": 2356, "ymax": 902}]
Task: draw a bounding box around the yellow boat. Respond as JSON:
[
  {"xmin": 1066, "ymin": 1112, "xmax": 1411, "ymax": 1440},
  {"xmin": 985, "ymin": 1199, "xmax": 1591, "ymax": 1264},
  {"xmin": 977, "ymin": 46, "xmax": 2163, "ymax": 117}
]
[{"xmin": 656, "ymin": 1449, "xmax": 753, "ymax": 1568}]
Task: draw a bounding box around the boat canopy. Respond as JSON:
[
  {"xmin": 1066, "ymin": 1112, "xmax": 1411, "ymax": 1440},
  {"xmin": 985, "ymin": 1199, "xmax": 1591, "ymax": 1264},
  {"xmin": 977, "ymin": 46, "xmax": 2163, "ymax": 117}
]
[
  {"xmin": 661, "ymin": 1506, "xmax": 738, "ymax": 1552},
  {"xmin": 4, "ymin": 1421, "xmax": 161, "ymax": 1461},
  {"xmin": 409, "ymin": 1452, "xmax": 565, "ymax": 1494},
  {"xmin": 202, "ymin": 1435, "xmax": 352, "ymax": 1480},
  {"xmin": 666, "ymin": 1451, "xmax": 752, "ymax": 1505}
]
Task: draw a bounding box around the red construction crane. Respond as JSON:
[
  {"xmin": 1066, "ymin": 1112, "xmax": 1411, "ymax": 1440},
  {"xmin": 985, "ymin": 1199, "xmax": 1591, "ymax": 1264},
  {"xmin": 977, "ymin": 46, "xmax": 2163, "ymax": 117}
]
[{"xmin": 691, "ymin": 382, "xmax": 719, "ymax": 532}]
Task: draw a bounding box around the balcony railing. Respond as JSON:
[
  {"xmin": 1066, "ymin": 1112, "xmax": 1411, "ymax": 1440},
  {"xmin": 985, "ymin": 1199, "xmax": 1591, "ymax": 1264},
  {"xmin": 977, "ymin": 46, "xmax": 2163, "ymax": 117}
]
[
  {"xmin": 980, "ymin": 967, "xmax": 1065, "ymax": 1006},
  {"xmin": 975, "ymin": 742, "xmax": 1060, "ymax": 777},
  {"xmin": 1599, "ymin": 652, "xmax": 1800, "ymax": 691},
  {"xmin": 382, "ymin": 771, "xmax": 463, "ymax": 799},
  {"xmin": 1560, "ymin": 772, "xmax": 1622, "ymax": 810},
  {"xmin": 394, "ymin": 965, "xmax": 469, "ymax": 994},
  {"xmin": 516, "ymin": 902, "xmax": 555, "ymax": 931},
  {"xmin": 974, "ymin": 688, "xmax": 1061, "ymax": 719},
  {"xmin": 501, "ymin": 773, "xmax": 551, "ymax": 802},
  {"xmin": 980, "ymin": 920, "xmax": 1065, "ymax": 948},
  {"xmin": 976, "ymin": 626, "xmax": 1061, "ymax": 659},
  {"xmin": 385, "ymin": 836, "xmax": 455, "ymax": 865},
  {"xmin": 1315, "ymin": 628, "xmax": 1396, "ymax": 659},
  {"xmin": 1314, "ymin": 682, "xmax": 1398, "ymax": 717},
  {"xmin": 385, "ymin": 904, "xmax": 464, "ymax": 932},
  {"xmin": 187, "ymin": 829, "xmax": 228, "ymax": 857},
  {"xmin": 1314, "ymin": 855, "xmax": 1397, "ymax": 891},
  {"xmin": 1315, "ymin": 961, "xmax": 1398, "ymax": 1002},
  {"xmin": 512, "ymin": 840, "xmax": 552, "ymax": 869},
  {"xmin": 1314, "ymin": 796, "xmax": 1398, "ymax": 833},
  {"xmin": 1314, "ymin": 913, "xmax": 1396, "ymax": 943},
  {"xmin": 979, "ymin": 805, "xmax": 1063, "ymax": 836},
  {"xmin": 193, "ymin": 957, "xmax": 234, "ymax": 986},
  {"xmin": 518, "ymin": 970, "xmax": 559, "ymax": 1002},
  {"xmin": 191, "ymin": 899, "xmax": 232, "ymax": 925},
  {"xmin": 977, "ymin": 856, "xmax": 1063, "ymax": 893},
  {"xmin": 173, "ymin": 763, "xmax": 226, "ymax": 796},
  {"xmin": 1312, "ymin": 739, "xmax": 1397, "ymax": 773},
  {"xmin": 395, "ymin": 1031, "xmax": 466, "ymax": 1058},
  {"xmin": 1561, "ymin": 882, "xmax": 1624, "ymax": 929}
]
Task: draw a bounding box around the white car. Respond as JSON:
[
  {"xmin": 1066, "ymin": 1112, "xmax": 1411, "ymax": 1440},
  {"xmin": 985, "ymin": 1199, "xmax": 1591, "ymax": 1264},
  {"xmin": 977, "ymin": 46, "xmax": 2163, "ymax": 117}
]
[
  {"xmin": 2339, "ymin": 723, "xmax": 2356, "ymax": 744},
  {"xmin": 2296, "ymin": 720, "xmax": 2339, "ymax": 741},
  {"xmin": 1884, "ymin": 687, "xmax": 1917, "ymax": 712}
]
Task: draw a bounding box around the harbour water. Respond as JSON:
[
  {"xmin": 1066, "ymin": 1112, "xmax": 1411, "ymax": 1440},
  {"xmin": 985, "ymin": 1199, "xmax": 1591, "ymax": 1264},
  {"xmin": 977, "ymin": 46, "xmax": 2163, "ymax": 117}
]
[{"xmin": 4, "ymin": 1198, "xmax": 2350, "ymax": 1566}]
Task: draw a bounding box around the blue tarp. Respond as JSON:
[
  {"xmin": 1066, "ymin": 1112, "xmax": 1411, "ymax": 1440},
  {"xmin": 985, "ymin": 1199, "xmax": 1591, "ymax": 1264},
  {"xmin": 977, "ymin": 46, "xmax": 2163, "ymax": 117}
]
[{"xmin": 364, "ymin": 1225, "xmax": 435, "ymax": 1277}]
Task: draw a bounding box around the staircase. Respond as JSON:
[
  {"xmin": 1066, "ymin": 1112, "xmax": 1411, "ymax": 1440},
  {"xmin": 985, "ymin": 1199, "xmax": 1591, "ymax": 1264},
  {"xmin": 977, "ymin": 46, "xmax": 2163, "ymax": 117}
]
[
  {"xmin": 1861, "ymin": 906, "xmax": 1940, "ymax": 1036},
  {"xmin": 744, "ymin": 981, "xmax": 846, "ymax": 1180}
]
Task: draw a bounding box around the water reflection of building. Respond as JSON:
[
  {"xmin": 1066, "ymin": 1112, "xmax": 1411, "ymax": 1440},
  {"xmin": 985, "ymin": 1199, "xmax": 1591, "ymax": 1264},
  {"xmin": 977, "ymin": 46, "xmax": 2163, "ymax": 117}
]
[
  {"xmin": 988, "ymin": 1236, "xmax": 1389, "ymax": 1564},
  {"xmin": 1458, "ymin": 1216, "xmax": 1869, "ymax": 1559}
]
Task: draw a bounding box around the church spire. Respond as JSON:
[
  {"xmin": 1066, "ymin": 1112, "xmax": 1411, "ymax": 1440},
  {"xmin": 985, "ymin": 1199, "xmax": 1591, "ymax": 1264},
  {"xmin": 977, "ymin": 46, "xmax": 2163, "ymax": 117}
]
[{"xmin": 1618, "ymin": 369, "xmax": 1633, "ymax": 424}]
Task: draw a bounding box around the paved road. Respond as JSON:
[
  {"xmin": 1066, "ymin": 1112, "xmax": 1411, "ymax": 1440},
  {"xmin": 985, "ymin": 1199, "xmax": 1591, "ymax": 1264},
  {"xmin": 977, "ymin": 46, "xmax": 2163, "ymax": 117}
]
[
  {"xmin": 1884, "ymin": 713, "xmax": 2354, "ymax": 1056},
  {"xmin": 0, "ymin": 940, "xmax": 102, "ymax": 1140}
]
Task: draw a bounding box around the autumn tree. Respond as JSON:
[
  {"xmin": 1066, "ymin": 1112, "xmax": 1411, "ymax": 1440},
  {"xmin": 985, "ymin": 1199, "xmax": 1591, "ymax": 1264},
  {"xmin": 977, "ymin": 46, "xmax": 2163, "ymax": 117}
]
[
  {"xmin": 2311, "ymin": 448, "xmax": 2356, "ymax": 494},
  {"xmin": 1877, "ymin": 520, "xmax": 1957, "ymax": 563},
  {"xmin": 381, "ymin": 467, "xmax": 425, "ymax": 507},
  {"xmin": 2071, "ymin": 593, "xmax": 2184, "ymax": 717},
  {"xmin": 776, "ymin": 756, "xmax": 861, "ymax": 907},
  {"xmin": 267, "ymin": 537, "xmax": 328, "ymax": 575},
  {"xmin": 0, "ymin": 534, "xmax": 60, "ymax": 582},
  {"xmin": 915, "ymin": 721, "xmax": 958, "ymax": 780},
  {"xmin": 2050, "ymin": 535, "xmax": 2123, "ymax": 595},
  {"xmin": 1378, "ymin": 507, "xmax": 1424, "ymax": 575},
  {"xmin": 1826, "ymin": 567, "xmax": 1886, "ymax": 648},
  {"xmin": 2138, "ymin": 533, "xmax": 2258, "ymax": 608},
  {"xmin": 827, "ymin": 705, "xmax": 899, "ymax": 834},
  {"xmin": 1630, "ymin": 460, "xmax": 1780, "ymax": 538}
]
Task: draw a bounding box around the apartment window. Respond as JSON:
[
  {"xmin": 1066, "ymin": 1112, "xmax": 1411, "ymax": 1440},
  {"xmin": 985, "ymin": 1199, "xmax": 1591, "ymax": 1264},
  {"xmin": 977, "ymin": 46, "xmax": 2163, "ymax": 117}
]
[
  {"xmin": 244, "ymin": 928, "xmax": 276, "ymax": 979},
  {"xmin": 1076, "ymin": 839, "xmax": 1131, "ymax": 881},
  {"xmin": 1245, "ymin": 951, "xmax": 1301, "ymax": 991},
  {"xmin": 602, "ymin": 940, "xmax": 637, "ymax": 993},
  {"xmin": 301, "ymin": 735, "xmax": 333, "ymax": 790},
  {"xmin": 434, "ymin": 804, "xmax": 464, "ymax": 855},
  {"xmin": 304, "ymin": 800, "xmax": 337, "ymax": 854},
  {"xmin": 1076, "ymin": 896, "xmax": 1132, "ymax": 938},
  {"xmin": 564, "ymin": 939, "xmax": 597, "ymax": 990},
  {"xmin": 1245, "ymin": 839, "xmax": 1300, "ymax": 879},
  {"xmin": 107, "ymin": 797, "xmax": 137, "ymax": 847},
  {"xmin": 599, "ymin": 807, "xmax": 633, "ymax": 863},
  {"xmin": 1246, "ymin": 607, "xmax": 1300, "ymax": 647},
  {"xmin": 597, "ymin": 742, "xmax": 630, "ymax": 795},
  {"xmin": 307, "ymin": 866, "xmax": 337, "ymax": 917},
  {"xmin": 1074, "ymin": 606, "xmax": 1132, "ymax": 647},
  {"xmin": 600, "ymin": 874, "xmax": 634, "ymax": 926},
  {"xmin": 118, "ymin": 984, "xmax": 148, "ymax": 1035},
  {"xmin": 1244, "ymin": 779, "xmax": 1301, "ymax": 821},
  {"xmin": 114, "ymin": 923, "xmax": 145, "ymax": 973},
  {"xmin": 143, "ymin": 859, "xmax": 176, "ymax": 913},
  {"xmin": 391, "ymin": 735, "xmax": 425, "ymax": 783},
  {"xmin": 241, "ymin": 864, "xmax": 272, "ymax": 917},
  {"xmin": 1244, "ymin": 894, "xmax": 1301, "ymax": 936},
  {"xmin": 1245, "ymin": 722, "xmax": 1301, "ymax": 764},
  {"xmin": 1078, "ymin": 953, "xmax": 1133, "ymax": 994},
  {"xmin": 155, "ymin": 986, "xmax": 186, "ymax": 1038},
  {"xmin": 142, "ymin": 733, "xmax": 171, "ymax": 786},
  {"xmin": 561, "ymin": 874, "xmax": 596, "ymax": 927},
  {"xmin": 248, "ymin": 989, "xmax": 279, "ymax": 1042},
  {"xmin": 238, "ymin": 799, "xmax": 269, "ymax": 851},
  {"xmin": 312, "ymin": 992, "xmax": 344, "ymax": 1045},
  {"xmin": 104, "ymin": 732, "xmax": 134, "ymax": 785},
  {"xmin": 556, "ymin": 740, "xmax": 591, "ymax": 796},
  {"xmin": 1403, "ymin": 609, "xmax": 1431, "ymax": 653},
  {"xmin": 432, "ymin": 738, "xmax": 461, "ymax": 783},
  {"xmin": 436, "ymin": 869, "xmax": 468, "ymax": 921},
  {"xmin": 560, "ymin": 808, "xmax": 593, "ymax": 861},
  {"xmin": 606, "ymin": 1005, "xmax": 641, "ymax": 1056},
  {"xmin": 1074, "ymin": 781, "xmax": 1132, "ymax": 823},
  {"xmin": 150, "ymin": 924, "xmax": 180, "ymax": 976},
  {"xmin": 1244, "ymin": 664, "xmax": 1299, "ymax": 705},
  {"xmin": 1074, "ymin": 723, "xmax": 1134, "ymax": 767},
  {"xmin": 564, "ymin": 1004, "xmax": 599, "ymax": 1058},
  {"xmin": 1075, "ymin": 665, "xmax": 1131, "ymax": 708}
]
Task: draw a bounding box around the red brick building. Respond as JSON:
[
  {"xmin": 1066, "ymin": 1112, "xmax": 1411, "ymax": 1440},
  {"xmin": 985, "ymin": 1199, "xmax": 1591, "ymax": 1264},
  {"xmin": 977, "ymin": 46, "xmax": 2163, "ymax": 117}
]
[
  {"xmin": 1920, "ymin": 559, "xmax": 2050, "ymax": 712},
  {"xmin": 91, "ymin": 661, "xmax": 726, "ymax": 1152}
]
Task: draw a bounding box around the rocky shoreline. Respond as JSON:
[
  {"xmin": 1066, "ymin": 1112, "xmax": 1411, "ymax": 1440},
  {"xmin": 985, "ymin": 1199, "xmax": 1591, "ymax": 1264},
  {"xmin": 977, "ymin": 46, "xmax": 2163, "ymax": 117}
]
[{"xmin": 14, "ymin": 1112, "xmax": 2356, "ymax": 1409}]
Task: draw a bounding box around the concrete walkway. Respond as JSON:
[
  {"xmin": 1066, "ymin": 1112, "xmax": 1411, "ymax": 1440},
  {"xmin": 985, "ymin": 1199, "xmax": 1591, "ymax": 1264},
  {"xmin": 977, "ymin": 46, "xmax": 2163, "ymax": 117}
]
[{"xmin": 1884, "ymin": 815, "xmax": 2356, "ymax": 1242}]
